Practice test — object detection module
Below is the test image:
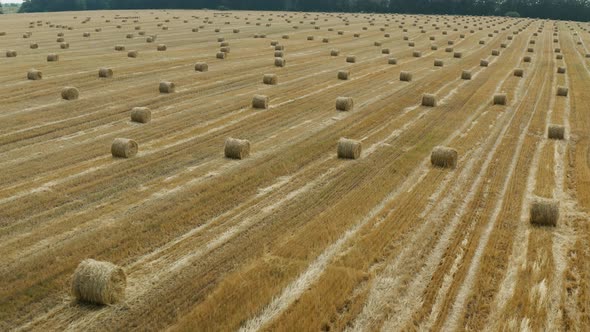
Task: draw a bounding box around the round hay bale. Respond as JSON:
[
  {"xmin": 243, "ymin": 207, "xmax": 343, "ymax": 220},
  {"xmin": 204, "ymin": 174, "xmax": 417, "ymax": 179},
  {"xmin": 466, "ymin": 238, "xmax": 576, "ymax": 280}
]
[
  {"xmin": 337, "ymin": 138, "xmax": 361, "ymax": 160},
  {"xmin": 382, "ymin": 48, "xmax": 390, "ymax": 54},
  {"xmin": 431, "ymin": 45, "xmax": 438, "ymax": 50},
  {"xmin": 216, "ymin": 52, "xmax": 226, "ymax": 59},
  {"xmin": 493, "ymin": 93, "xmax": 507, "ymax": 105},
  {"xmin": 84, "ymin": 32, "xmax": 91, "ymax": 37},
  {"xmin": 252, "ymin": 95, "xmax": 269, "ymax": 109},
  {"xmin": 338, "ymin": 70, "xmax": 350, "ymax": 80},
  {"xmin": 27, "ymin": 69, "xmax": 43, "ymax": 80},
  {"xmin": 159, "ymin": 81, "xmax": 175, "ymax": 93},
  {"xmin": 336, "ymin": 97, "xmax": 353, "ymax": 111},
  {"xmin": 322, "ymin": 38, "xmax": 329, "ymax": 43},
  {"xmin": 557, "ymin": 86, "xmax": 568, "ymax": 96},
  {"xmin": 556, "ymin": 54, "xmax": 563, "ymax": 60},
  {"xmin": 479, "ymin": 40, "xmax": 485, "ymax": 45},
  {"xmin": 453, "ymin": 52, "xmax": 462, "ymax": 58},
  {"xmin": 388, "ymin": 57, "xmax": 397, "ymax": 65},
  {"xmin": 115, "ymin": 45, "xmax": 125, "ymax": 51},
  {"xmin": 527, "ymin": 47, "xmax": 534, "ymax": 53},
  {"xmin": 524, "ymin": 56, "xmax": 532, "ymax": 62},
  {"xmin": 461, "ymin": 70, "xmax": 472, "ymax": 80},
  {"xmin": 529, "ymin": 199, "xmax": 559, "ymax": 226},
  {"xmin": 263, "ymin": 74, "xmax": 278, "ymax": 85},
  {"xmin": 514, "ymin": 68, "xmax": 524, "ymax": 77},
  {"xmin": 331, "ymin": 49, "xmax": 340, "ymax": 56},
  {"xmin": 61, "ymin": 87, "xmax": 79, "ymax": 100},
  {"xmin": 111, "ymin": 138, "xmax": 138, "ymax": 158},
  {"xmin": 400, "ymin": 71, "xmax": 412, "ymax": 82},
  {"xmin": 57, "ymin": 37, "xmax": 65, "ymax": 43},
  {"xmin": 157, "ymin": 44, "xmax": 167, "ymax": 51},
  {"xmin": 131, "ymin": 107, "xmax": 151, "ymax": 124},
  {"xmin": 6, "ymin": 50, "xmax": 17, "ymax": 57},
  {"xmin": 557, "ymin": 66, "xmax": 566, "ymax": 74},
  {"xmin": 47, "ymin": 53, "xmax": 60, "ymax": 62},
  {"xmin": 434, "ymin": 59, "xmax": 444, "ymax": 67},
  {"xmin": 98, "ymin": 68, "xmax": 113, "ymax": 78},
  {"xmin": 408, "ymin": 41, "xmax": 415, "ymax": 47},
  {"xmin": 195, "ymin": 62, "xmax": 208, "ymax": 72},
  {"xmin": 224, "ymin": 138, "xmax": 250, "ymax": 159},
  {"xmin": 127, "ymin": 50, "xmax": 138, "ymax": 58},
  {"xmin": 220, "ymin": 46, "xmax": 230, "ymax": 54},
  {"xmin": 548, "ymin": 124, "xmax": 565, "ymax": 140},
  {"xmin": 274, "ymin": 45, "xmax": 284, "ymax": 51},
  {"xmin": 60, "ymin": 43, "xmax": 70, "ymax": 49},
  {"xmin": 30, "ymin": 43, "xmax": 39, "ymax": 49},
  {"xmin": 480, "ymin": 59, "xmax": 489, "ymax": 67},
  {"xmin": 71, "ymin": 259, "xmax": 126, "ymax": 305},
  {"xmin": 422, "ymin": 94, "xmax": 437, "ymax": 107},
  {"xmin": 445, "ymin": 47, "xmax": 453, "ymax": 53},
  {"xmin": 274, "ymin": 57, "xmax": 286, "ymax": 67},
  {"xmin": 492, "ymin": 49, "xmax": 500, "ymax": 56},
  {"xmin": 146, "ymin": 37, "xmax": 154, "ymax": 43},
  {"xmin": 274, "ymin": 51, "xmax": 284, "ymax": 58},
  {"xmin": 431, "ymin": 146, "xmax": 458, "ymax": 168},
  {"xmin": 346, "ymin": 55, "xmax": 356, "ymax": 63},
  {"xmin": 307, "ymin": 36, "xmax": 314, "ymax": 41},
  {"xmin": 413, "ymin": 51, "xmax": 422, "ymax": 57}
]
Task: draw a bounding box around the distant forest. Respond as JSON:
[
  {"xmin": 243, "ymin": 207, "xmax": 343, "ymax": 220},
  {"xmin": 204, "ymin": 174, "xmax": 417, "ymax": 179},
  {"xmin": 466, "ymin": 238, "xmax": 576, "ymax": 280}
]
[{"xmin": 16, "ymin": 0, "xmax": 590, "ymax": 22}]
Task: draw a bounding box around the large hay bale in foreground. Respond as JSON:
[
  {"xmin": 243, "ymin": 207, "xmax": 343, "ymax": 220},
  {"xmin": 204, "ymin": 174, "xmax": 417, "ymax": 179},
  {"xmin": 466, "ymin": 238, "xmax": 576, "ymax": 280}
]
[
  {"xmin": 337, "ymin": 138, "xmax": 362, "ymax": 159},
  {"xmin": 61, "ymin": 87, "xmax": 79, "ymax": 100},
  {"xmin": 431, "ymin": 146, "xmax": 458, "ymax": 168},
  {"xmin": 530, "ymin": 199, "xmax": 559, "ymax": 226},
  {"xmin": 263, "ymin": 74, "xmax": 277, "ymax": 85},
  {"xmin": 195, "ymin": 62, "xmax": 208, "ymax": 72},
  {"xmin": 111, "ymin": 138, "xmax": 138, "ymax": 158},
  {"xmin": 252, "ymin": 95, "xmax": 269, "ymax": 109},
  {"xmin": 131, "ymin": 107, "xmax": 151, "ymax": 124},
  {"xmin": 336, "ymin": 97, "xmax": 353, "ymax": 111},
  {"xmin": 493, "ymin": 94, "xmax": 507, "ymax": 105},
  {"xmin": 98, "ymin": 68, "xmax": 113, "ymax": 78},
  {"xmin": 27, "ymin": 69, "xmax": 42, "ymax": 80},
  {"xmin": 548, "ymin": 124, "xmax": 565, "ymax": 140},
  {"xmin": 224, "ymin": 138, "xmax": 250, "ymax": 159},
  {"xmin": 71, "ymin": 259, "xmax": 126, "ymax": 305},
  {"xmin": 422, "ymin": 94, "xmax": 437, "ymax": 107},
  {"xmin": 400, "ymin": 71, "xmax": 412, "ymax": 82},
  {"xmin": 557, "ymin": 86, "xmax": 568, "ymax": 96},
  {"xmin": 159, "ymin": 81, "xmax": 175, "ymax": 93}
]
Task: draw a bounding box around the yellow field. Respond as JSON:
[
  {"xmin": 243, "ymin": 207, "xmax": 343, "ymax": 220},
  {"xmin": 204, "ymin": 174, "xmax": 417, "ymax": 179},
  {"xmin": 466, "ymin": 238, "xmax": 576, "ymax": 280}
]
[{"xmin": 1, "ymin": 8, "xmax": 589, "ymax": 331}]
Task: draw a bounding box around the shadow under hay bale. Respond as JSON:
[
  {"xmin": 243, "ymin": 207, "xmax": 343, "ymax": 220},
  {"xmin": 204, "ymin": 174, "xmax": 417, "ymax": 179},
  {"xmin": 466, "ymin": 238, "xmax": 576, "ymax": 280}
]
[
  {"xmin": 337, "ymin": 138, "xmax": 362, "ymax": 159},
  {"xmin": 111, "ymin": 138, "xmax": 138, "ymax": 158},
  {"xmin": 225, "ymin": 138, "xmax": 250, "ymax": 159},
  {"xmin": 71, "ymin": 259, "xmax": 126, "ymax": 305},
  {"xmin": 530, "ymin": 199, "xmax": 559, "ymax": 226},
  {"xmin": 431, "ymin": 146, "xmax": 458, "ymax": 168}
]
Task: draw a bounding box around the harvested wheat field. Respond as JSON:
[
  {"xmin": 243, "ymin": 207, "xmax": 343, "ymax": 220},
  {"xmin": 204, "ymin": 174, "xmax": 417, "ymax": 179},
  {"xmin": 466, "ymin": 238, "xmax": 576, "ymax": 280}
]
[{"xmin": 2, "ymin": 8, "xmax": 590, "ymax": 331}]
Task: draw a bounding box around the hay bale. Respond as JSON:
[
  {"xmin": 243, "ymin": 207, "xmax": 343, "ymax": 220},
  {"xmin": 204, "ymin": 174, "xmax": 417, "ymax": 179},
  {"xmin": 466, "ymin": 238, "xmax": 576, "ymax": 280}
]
[
  {"xmin": 6, "ymin": 50, "xmax": 17, "ymax": 57},
  {"xmin": 127, "ymin": 50, "xmax": 138, "ymax": 58},
  {"xmin": 61, "ymin": 87, "xmax": 79, "ymax": 100},
  {"xmin": 461, "ymin": 70, "xmax": 472, "ymax": 80},
  {"xmin": 252, "ymin": 95, "xmax": 269, "ymax": 109},
  {"xmin": 338, "ymin": 70, "xmax": 350, "ymax": 80},
  {"xmin": 346, "ymin": 55, "xmax": 356, "ymax": 63},
  {"xmin": 195, "ymin": 62, "xmax": 208, "ymax": 72},
  {"xmin": 382, "ymin": 48, "xmax": 390, "ymax": 54},
  {"xmin": 157, "ymin": 44, "xmax": 167, "ymax": 51},
  {"xmin": 514, "ymin": 68, "xmax": 524, "ymax": 77},
  {"xmin": 337, "ymin": 138, "xmax": 362, "ymax": 160},
  {"xmin": 413, "ymin": 51, "xmax": 422, "ymax": 57},
  {"xmin": 434, "ymin": 59, "xmax": 444, "ymax": 67},
  {"xmin": 71, "ymin": 259, "xmax": 126, "ymax": 305},
  {"xmin": 60, "ymin": 43, "xmax": 70, "ymax": 49},
  {"xmin": 557, "ymin": 86, "xmax": 568, "ymax": 96},
  {"xmin": 491, "ymin": 49, "xmax": 500, "ymax": 56},
  {"xmin": 47, "ymin": 53, "xmax": 59, "ymax": 62},
  {"xmin": 131, "ymin": 107, "xmax": 151, "ymax": 124},
  {"xmin": 527, "ymin": 47, "xmax": 534, "ymax": 53},
  {"xmin": 220, "ymin": 46, "xmax": 230, "ymax": 53},
  {"xmin": 524, "ymin": 56, "xmax": 532, "ymax": 62},
  {"xmin": 216, "ymin": 52, "xmax": 226, "ymax": 59},
  {"xmin": 422, "ymin": 94, "xmax": 437, "ymax": 107},
  {"xmin": 98, "ymin": 68, "xmax": 113, "ymax": 78},
  {"xmin": 548, "ymin": 124, "xmax": 565, "ymax": 140},
  {"xmin": 274, "ymin": 51, "xmax": 284, "ymax": 58},
  {"xmin": 224, "ymin": 138, "xmax": 250, "ymax": 159},
  {"xmin": 83, "ymin": 32, "xmax": 91, "ymax": 37},
  {"xmin": 336, "ymin": 97, "xmax": 353, "ymax": 111},
  {"xmin": 331, "ymin": 49, "xmax": 340, "ymax": 56},
  {"xmin": 400, "ymin": 71, "xmax": 412, "ymax": 82},
  {"xmin": 556, "ymin": 54, "xmax": 563, "ymax": 60},
  {"xmin": 274, "ymin": 57, "xmax": 286, "ymax": 67},
  {"xmin": 480, "ymin": 59, "xmax": 489, "ymax": 67},
  {"xmin": 430, "ymin": 146, "xmax": 458, "ymax": 168},
  {"xmin": 388, "ymin": 57, "xmax": 397, "ymax": 65},
  {"xmin": 111, "ymin": 138, "xmax": 138, "ymax": 158},
  {"xmin": 263, "ymin": 74, "xmax": 278, "ymax": 85},
  {"xmin": 529, "ymin": 199, "xmax": 559, "ymax": 226},
  {"xmin": 146, "ymin": 37, "xmax": 154, "ymax": 43},
  {"xmin": 115, "ymin": 45, "xmax": 125, "ymax": 51},
  {"xmin": 30, "ymin": 43, "xmax": 39, "ymax": 49},
  {"xmin": 27, "ymin": 69, "xmax": 43, "ymax": 80},
  {"xmin": 493, "ymin": 93, "xmax": 507, "ymax": 105},
  {"xmin": 557, "ymin": 66, "xmax": 566, "ymax": 74},
  {"xmin": 159, "ymin": 81, "xmax": 175, "ymax": 93}
]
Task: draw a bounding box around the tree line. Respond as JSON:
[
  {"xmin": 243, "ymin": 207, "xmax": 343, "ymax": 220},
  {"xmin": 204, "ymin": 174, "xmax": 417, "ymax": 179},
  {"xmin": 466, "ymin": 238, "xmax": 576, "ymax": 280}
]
[{"xmin": 16, "ymin": 0, "xmax": 590, "ymax": 22}]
